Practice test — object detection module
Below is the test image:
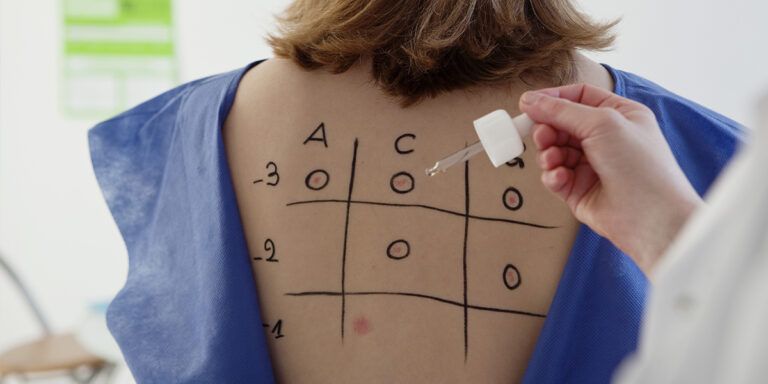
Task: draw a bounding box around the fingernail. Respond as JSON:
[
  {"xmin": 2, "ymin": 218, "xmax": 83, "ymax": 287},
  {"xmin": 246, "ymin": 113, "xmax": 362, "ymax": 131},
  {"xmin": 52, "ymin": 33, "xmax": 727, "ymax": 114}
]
[
  {"xmin": 542, "ymin": 171, "xmax": 555, "ymax": 187},
  {"xmin": 521, "ymin": 92, "xmax": 543, "ymax": 105},
  {"xmin": 536, "ymin": 152, "xmax": 547, "ymax": 168}
]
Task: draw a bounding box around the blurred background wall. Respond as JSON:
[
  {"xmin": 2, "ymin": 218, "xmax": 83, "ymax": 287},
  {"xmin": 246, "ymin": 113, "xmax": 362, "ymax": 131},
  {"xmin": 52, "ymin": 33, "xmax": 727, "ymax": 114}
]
[{"xmin": 0, "ymin": 0, "xmax": 766, "ymax": 382}]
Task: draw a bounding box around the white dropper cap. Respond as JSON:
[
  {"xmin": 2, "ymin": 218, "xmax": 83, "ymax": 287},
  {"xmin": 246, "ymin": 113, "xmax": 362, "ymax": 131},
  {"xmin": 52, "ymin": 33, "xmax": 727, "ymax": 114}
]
[{"xmin": 473, "ymin": 110, "xmax": 534, "ymax": 167}]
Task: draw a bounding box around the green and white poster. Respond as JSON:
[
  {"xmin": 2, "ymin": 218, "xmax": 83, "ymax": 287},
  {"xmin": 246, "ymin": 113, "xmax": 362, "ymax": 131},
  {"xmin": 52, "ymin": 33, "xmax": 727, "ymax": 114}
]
[{"xmin": 62, "ymin": 0, "xmax": 177, "ymax": 117}]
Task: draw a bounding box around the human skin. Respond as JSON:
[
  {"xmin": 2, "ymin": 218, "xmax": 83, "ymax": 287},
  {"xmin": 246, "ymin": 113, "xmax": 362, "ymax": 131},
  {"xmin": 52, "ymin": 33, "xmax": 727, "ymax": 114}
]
[
  {"xmin": 223, "ymin": 55, "xmax": 612, "ymax": 383},
  {"xmin": 518, "ymin": 84, "xmax": 703, "ymax": 275}
]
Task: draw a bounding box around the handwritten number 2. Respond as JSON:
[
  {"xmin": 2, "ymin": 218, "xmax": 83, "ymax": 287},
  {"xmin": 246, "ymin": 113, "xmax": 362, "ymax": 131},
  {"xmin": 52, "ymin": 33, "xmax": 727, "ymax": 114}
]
[
  {"xmin": 253, "ymin": 238, "xmax": 277, "ymax": 262},
  {"xmin": 265, "ymin": 238, "xmax": 277, "ymax": 262}
]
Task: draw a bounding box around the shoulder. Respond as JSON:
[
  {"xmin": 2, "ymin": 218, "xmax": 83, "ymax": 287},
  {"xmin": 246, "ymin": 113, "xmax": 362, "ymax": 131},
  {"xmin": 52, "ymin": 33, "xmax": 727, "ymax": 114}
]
[
  {"xmin": 605, "ymin": 65, "xmax": 745, "ymax": 194},
  {"xmin": 227, "ymin": 58, "xmax": 312, "ymax": 125},
  {"xmin": 225, "ymin": 57, "xmax": 379, "ymax": 143},
  {"xmin": 91, "ymin": 64, "xmax": 252, "ymax": 142},
  {"xmin": 90, "ymin": 61, "xmax": 259, "ymax": 155},
  {"xmin": 88, "ymin": 62, "xmax": 257, "ymax": 241},
  {"xmin": 607, "ymin": 65, "xmax": 743, "ymax": 134},
  {"xmin": 229, "ymin": 58, "xmax": 371, "ymax": 118},
  {"xmin": 236, "ymin": 58, "xmax": 317, "ymax": 97}
]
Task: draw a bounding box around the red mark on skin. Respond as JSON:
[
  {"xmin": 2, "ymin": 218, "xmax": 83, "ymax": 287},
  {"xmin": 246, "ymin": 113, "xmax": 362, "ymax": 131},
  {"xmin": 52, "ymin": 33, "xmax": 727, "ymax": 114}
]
[
  {"xmin": 390, "ymin": 172, "xmax": 415, "ymax": 194},
  {"xmin": 507, "ymin": 271, "xmax": 519, "ymax": 285},
  {"xmin": 353, "ymin": 316, "xmax": 372, "ymax": 335},
  {"xmin": 312, "ymin": 176, "xmax": 322, "ymax": 185},
  {"xmin": 508, "ymin": 195, "xmax": 518, "ymax": 205}
]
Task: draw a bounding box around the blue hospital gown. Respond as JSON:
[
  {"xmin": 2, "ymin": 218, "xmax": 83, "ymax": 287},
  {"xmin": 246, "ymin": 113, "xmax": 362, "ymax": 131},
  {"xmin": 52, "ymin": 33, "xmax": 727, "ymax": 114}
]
[{"xmin": 88, "ymin": 60, "xmax": 742, "ymax": 383}]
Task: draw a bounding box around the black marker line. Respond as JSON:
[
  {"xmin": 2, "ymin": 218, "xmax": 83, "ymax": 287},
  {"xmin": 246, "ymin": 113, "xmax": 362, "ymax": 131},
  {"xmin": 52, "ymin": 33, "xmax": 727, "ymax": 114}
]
[
  {"xmin": 340, "ymin": 139, "xmax": 359, "ymax": 340},
  {"xmin": 285, "ymin": 291, "xmax": 546, "ymax": 318},
  {"xmin": 390, "ymin": 171, "xmax": 415, "ymax": 194},
  {"xmin": 264, "ymin": 238, "xmax": 277, "ymax": 262},
  {"xmin": 386, "ymin": 239, "xmax": 411, "ymax": 260},
  {"xmin": 394, "ymin": 133, "xmax": 416, "ymax": 154},
  {"xmin": 304, "ymin": 122, "xmax": 328, "ymax": 147},
  {"xmin": 305, "ymin": 169, "xmax": 330, "ymax": 191},
  {"xmin": 503, "ymin": 264, "xmax": 522, "ymax": 290},
  {"xmin": 286, "ymin": 199, "xmax": 556, "ymax": 229},
  {"xmin": 505, "ymin": 158, "xmax": 525, "ymax": 169},
  {"xmin": 458, "ymin": 147, "xmax": 472, "ymax": 163},
  {"xmin": 502, "ymin": 187, "xmax": 524, "ymax": 211},
  {"xmin": 266, "ymin": 161, "xmax": 279, "ymax": 186},
  {"xmin": 462, "ymin": 160, "xmax": 470, "ymax": 360},
  {"xmin": 252, "ymin": 179, "xmax": 264, "ymax": 184}
]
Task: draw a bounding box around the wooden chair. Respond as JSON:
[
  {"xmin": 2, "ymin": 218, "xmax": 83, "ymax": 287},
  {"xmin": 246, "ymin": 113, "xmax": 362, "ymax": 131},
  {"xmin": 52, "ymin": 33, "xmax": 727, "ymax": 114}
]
[{"xmin": 0, "ymin": 254, "xmax": 116, "ymax": 383}]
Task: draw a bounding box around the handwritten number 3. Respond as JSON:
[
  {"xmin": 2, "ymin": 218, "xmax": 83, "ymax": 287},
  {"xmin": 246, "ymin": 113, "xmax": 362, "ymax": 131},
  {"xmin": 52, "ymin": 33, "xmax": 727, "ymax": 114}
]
[{"xmin": 266, "ymin": 162, "xmax": 280, "ymax": 186}]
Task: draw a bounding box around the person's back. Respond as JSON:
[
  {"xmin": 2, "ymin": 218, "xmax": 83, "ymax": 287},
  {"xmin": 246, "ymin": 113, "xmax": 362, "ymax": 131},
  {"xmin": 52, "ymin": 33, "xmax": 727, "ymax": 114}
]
[
  {"xmin": 224, "ymin": 10, "xmax": 613, "ymax": 377},
  {"xmin": 88, "ymin": 1, "xmax": 743, "ymax": 382}
]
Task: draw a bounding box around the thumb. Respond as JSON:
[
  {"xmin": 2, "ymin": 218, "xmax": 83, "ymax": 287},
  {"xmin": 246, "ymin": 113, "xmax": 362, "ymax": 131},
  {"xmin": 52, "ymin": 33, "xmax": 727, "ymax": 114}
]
[{"xmin": 519, "ymin": 91, "xmax": 601, "ymax": 140}]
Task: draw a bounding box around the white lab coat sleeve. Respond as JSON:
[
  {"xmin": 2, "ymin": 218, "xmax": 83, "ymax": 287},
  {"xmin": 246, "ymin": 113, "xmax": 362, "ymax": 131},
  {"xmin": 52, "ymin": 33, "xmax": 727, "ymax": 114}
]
[{"xmin": 614, "ymin": 120, "xmax": 768, "ymax": 384}]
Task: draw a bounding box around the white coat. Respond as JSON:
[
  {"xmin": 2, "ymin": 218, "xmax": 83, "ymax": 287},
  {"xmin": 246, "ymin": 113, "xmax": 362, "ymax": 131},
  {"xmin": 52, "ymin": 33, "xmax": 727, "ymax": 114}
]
[{"xmin": 616, "ymin": 105, "xmax": 768, "ymax": 383}]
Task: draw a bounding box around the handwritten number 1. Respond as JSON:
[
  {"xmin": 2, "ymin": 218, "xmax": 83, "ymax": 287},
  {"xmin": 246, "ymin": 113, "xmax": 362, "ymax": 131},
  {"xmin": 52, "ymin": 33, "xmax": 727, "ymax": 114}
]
[
  {"xmin": 271, "ymin": 320, "xmax": 285, "ymax": 339},
  {"xmin": 262, "ymin": 319, "xmax": 285, "ymax": 339}
]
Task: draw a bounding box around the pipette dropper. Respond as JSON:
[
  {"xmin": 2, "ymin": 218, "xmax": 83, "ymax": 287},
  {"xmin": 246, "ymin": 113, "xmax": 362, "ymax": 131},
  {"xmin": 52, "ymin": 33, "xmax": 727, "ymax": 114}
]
[{"xmin": 426, "ymin": 110, "xmax": 535, "ymax": 176}]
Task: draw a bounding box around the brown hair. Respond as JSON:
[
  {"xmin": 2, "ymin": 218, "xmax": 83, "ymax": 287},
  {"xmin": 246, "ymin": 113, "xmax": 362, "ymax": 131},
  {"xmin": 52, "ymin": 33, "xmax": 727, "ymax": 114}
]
[{"xmin": 269, "ymin": 0, "xmax": 617, "ymax": 105}]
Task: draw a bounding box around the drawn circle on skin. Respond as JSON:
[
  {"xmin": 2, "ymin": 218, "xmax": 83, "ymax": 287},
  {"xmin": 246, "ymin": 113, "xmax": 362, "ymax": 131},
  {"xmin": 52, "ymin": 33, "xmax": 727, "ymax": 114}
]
[
  {"xmin": 390, "ymin": 172, "xmax": 415, "ymax": 194},
  {"xmin": 305, "ymin": 169, "xmax": 330, "ymax": 191},
  {"xmin": 386, "ymin": 239, "xmax": 411, "ymax": 260},
  {"xmin": 502, "ymin": 187, "xmax": 523, "ymax": 211},
  {"xmin": 503, "ymin": 264, "xmax": 522, "ymax": 290}
]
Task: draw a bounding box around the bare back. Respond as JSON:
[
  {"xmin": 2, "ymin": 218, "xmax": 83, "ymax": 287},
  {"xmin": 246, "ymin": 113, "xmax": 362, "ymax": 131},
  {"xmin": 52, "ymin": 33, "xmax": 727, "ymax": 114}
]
[{"xmin": 223, "ymin": 57, "xmax": 612, "ymax": 383}]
